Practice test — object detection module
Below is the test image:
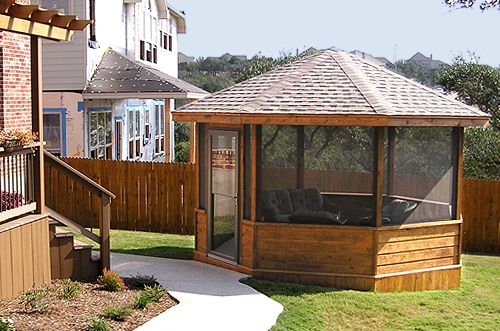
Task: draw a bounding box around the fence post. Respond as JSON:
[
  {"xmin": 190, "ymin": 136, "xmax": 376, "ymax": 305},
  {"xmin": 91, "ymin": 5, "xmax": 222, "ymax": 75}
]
[{"xmin": 99, "ymin": 194, "xmax": 111, "ymax": 271}]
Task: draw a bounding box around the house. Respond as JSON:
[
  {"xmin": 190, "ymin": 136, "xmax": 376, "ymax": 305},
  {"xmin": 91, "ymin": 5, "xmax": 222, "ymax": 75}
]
[
  {"xmin": 351, "ymin": 50, "xmax": 390, "ymax": 67},
  {"xmin": 408, "ymin": 52, "xmax": 445, "ymax": 71},
  {"xmin": 0, "ymin": 0, "xmax": 96, "ymax": 300},
  {"xmin": 36, "ymin": 0, "xmax": 208, "ymax": 161},
  {"xmin": 173, "ymin": 50, "xmax": 489, "ymax": 292}
]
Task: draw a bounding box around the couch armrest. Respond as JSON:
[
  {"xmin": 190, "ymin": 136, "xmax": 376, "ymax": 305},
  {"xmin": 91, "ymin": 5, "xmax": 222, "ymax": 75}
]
[{"xmin": 322, "ymin": 196, "xmax": 340, "ymax": 215}]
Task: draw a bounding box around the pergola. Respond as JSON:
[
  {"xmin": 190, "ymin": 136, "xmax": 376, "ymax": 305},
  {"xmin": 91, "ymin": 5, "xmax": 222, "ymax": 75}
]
[{"xmin": 173, "ymin": 50, "xmax": 489, "ymax": 292}]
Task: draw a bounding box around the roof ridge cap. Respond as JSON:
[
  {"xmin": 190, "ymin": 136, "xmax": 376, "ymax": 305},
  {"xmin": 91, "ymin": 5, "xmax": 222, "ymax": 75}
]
[{"xmin": 331, "ymin": 52, "xmax": 393, "ymax": 115}]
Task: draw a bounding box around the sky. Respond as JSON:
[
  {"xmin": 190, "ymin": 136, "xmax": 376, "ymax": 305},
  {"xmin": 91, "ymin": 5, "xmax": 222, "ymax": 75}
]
[{"xmin": 167, "ymin": 0, "xmax": 499, "ymax": 67}]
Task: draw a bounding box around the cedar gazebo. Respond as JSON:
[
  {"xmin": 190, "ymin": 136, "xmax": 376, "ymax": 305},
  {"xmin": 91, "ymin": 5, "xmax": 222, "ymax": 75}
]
[{"xmin": 172, "ymin": 50, "xmax": 489, "ymax": 292}]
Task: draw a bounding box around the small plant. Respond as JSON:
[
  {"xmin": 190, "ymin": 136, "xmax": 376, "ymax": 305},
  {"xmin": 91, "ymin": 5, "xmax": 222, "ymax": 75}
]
[
  {"xmin": 98, "ymin": 268, "xmax": 125, "ymax": 292},
  {"xmin": 19, "ymin": 287, "xmax": 52, "ymax": 312},
  {"xmin": 133, "ymin": 284, "xmax": 166, "ymax": 309},
  {"xmin": 59, "ymin": 279, "xmax": 82, "ymax": 300},
  {"xmin": 102, "ymin": 306, "xmax": 132, "ymax": 321},
  {"xmin": 0, "ymin": 317, "xmax": 15, "ymax": 331},
  {"xmin": 0, "ymin": 129, "xmax": 39, "ymax": 146},
  {"xmin": 85, "ymin": 316, "xmax": 113, "ymax": 331},
  {"xmin": 129, "ymin": 273, "xmax": 158, "ymax": 288}
]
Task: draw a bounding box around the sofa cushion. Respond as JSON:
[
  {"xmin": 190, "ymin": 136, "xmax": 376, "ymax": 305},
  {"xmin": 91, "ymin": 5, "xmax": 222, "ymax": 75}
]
[
  {"xmin": 261, "ymin": 189, "xmax": 293, "ymax": 221},
  {"xmin": 290, "ymin": 188, "xmax": 323, "ymax": 212},
  {"xmin": 288, "ymin": 210, "xmax": 341, "ymax": 224}
]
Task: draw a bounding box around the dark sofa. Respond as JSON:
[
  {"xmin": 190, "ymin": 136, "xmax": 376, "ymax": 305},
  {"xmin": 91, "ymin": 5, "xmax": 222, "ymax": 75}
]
[{"xmin": 261, "ymin": 188, "xmax": 345, "ymax": 225}]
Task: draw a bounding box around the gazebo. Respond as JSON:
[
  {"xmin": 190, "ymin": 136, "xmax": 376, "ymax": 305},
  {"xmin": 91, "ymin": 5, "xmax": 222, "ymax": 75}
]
[{"xmin": 172, "ymin": 50, "xmax": 489, "ymax": 292}]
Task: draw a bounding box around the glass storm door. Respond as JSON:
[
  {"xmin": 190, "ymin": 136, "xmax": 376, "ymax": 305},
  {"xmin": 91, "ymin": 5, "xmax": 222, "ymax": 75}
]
[{"xmin": 209, "ymin": 130, "xmax": 238, "ymax": 262}]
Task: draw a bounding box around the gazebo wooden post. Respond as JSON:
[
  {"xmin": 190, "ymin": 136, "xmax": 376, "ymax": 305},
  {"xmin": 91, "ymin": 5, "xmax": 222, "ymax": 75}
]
[
  {"xmin": 296, "ymin": 126, "xmax": 305, "ymax": 189},
  {"xmin": 386, "ymin": 127, "xmax": 396, "ymax": 196},
  {"xmin": 189, "ymin": 98, "xmax": 196, "ymax": 163},
  {"xmin": 253, "ymin": 125, "xmax": 262, "ymax": 222},
  {"xmin": 31, "ymin": 35, "xmax": 45, "ymax": 214},
  {"xmin": 453, "ymin": 127, "xmax": 464, "ymax": 262},
  {"xmin": 373, "ymin": 127, "xmax": 385, "ymax": 227}
]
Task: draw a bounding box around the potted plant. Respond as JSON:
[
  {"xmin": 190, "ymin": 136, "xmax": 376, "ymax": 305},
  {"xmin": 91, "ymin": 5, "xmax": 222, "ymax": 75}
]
[{"xmin": 0, "ymin": 129, "xmax": 39, "ymax": 152}]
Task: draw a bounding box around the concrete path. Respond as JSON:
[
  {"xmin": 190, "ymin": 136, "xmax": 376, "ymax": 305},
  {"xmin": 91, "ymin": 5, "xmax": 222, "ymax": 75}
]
[{"xmin": 111, "ymin": 253, "xmax": 283, "ymax": 331}]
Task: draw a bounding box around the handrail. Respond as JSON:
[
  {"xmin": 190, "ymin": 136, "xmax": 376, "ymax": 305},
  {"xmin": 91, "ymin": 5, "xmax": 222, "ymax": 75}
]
[
  {"xmin": 44, "ymin": 150, "xmax": 115, "ymax": 271},
  {"xmin": 44, "ymin": 151, "xmax": 115, "ymax": 199}
]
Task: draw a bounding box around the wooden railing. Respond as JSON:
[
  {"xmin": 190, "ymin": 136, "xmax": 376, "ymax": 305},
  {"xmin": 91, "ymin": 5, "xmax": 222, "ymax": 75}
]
[
  {"xmin": 44, "ymin": 151, "xmax": 116, "ymax": 270},
  {"xmin": 0, "ymin": 145, "xmax": 38, "ymax": 221}
]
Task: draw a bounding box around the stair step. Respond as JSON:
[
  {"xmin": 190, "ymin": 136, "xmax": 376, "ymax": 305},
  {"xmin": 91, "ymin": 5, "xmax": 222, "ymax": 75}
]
[
  {"xmin": 73, "ymin": 239, "xmax": 93, "ymax": 250},
  {"xmin": 53, "ymin": 227, "xmax": 74, "ymax": 238}
]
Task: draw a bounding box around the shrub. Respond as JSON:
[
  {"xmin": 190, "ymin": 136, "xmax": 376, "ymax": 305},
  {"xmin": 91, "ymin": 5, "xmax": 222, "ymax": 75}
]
[
  {"xmin": 133, "ymin": 284, "xmax": 166, "ymax": 309},
  {"xmin": 102, "ymin": 307, "xmax": 132, "ymax": 321},
  {"xmin": 98, "ymin": 269, "xmax": 125, "ymax": 292},
  {"xmin": 59, "ymin": 279, "xmax": 82, "ymax": 300},
  {"xmin": 129, "ymin": 273, "xmax": 158, "ymax": 288},
  {"xmin": 19, "ymin": 287, "xmax": 52, "ymax": 312},
  {"xmin": 85, "ymin": 316, "xmax": 113, "ymax": 331},
  {"xmin": 0, "ymin": 191, "xmax": 24, "ymax": 212},
  {"xmin": 0, "ymin": 317, "xmax": 15, "ymax": 331}
]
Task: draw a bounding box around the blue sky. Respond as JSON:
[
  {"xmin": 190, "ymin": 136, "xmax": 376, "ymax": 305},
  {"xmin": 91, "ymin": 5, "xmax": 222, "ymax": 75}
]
[{"xmin": 168, "ymin": 0, "xmax": 499, "ymax": 67}]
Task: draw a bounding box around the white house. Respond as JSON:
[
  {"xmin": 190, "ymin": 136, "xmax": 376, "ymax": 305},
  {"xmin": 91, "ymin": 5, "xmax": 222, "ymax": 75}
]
[{"xmin": 35, "ymin": 0, "xmax": 207, "ymax": 160}]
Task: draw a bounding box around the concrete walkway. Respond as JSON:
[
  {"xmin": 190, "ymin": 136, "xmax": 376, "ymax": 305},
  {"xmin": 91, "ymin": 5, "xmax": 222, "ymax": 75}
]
[{"xmin": 111, "ymin": 253, "xmax": 283, "ymax": 331}]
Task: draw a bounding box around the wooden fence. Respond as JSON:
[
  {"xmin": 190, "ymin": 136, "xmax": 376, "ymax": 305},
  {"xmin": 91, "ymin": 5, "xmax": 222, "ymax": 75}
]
[
  {"xmin": 461, "ymin": 179, "xmax": 500, "ymax": 254},
  {"xmin": 55, "ymin": 158, "xmax": 196, "ymax": 235}
]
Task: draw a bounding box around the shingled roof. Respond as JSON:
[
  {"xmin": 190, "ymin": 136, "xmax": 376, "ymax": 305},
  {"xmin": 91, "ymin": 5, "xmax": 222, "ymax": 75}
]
[
  {"xmin": 82, "ymin": 48, "xmax": 209, "ymax": 100},
  {"xmin": 172, "ymin": 50, "xmax": 489, "ymax": 127}
]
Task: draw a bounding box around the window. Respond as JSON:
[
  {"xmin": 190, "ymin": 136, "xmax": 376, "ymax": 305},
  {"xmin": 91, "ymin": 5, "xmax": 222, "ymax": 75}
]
[
  {"xmin": 128, "ymin": 109, "xmax": 141, "ymax": 159},
  {"xmin": 39, "ymin": 0, "xmax": 70, "ymax": 14},
  {"xmin": 89, "ymin": 111, "xmax": 112, "ymax": 159},
  {"xmin": 43, "ymin": 113, "xmax": 62, "ymax": 156},
  {"xmin": 139, "ymin": 7, "xmax": 158, "ymax": 63},
  {"xmin": 154, "ymin": 104, "xmax": 165, "ymax": 154}
]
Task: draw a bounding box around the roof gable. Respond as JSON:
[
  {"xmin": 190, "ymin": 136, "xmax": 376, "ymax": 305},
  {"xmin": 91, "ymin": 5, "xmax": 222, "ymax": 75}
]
[
  {"xmin": 173, "ymin": 50, "xmax": 489, "ymax": 127},
  {"xmin": 82, "ymin": 48, "xmax": 208, "ymax": 100}
]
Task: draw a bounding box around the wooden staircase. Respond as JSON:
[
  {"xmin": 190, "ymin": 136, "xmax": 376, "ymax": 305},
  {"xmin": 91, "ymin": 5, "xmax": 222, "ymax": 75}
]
[
  {"xmin": 44, "ymin": 151, "xmax": 115, "ymax": 280},
  {"xmin": 49, "ymin": 221, "xmax": 101, "ymax": 279}
]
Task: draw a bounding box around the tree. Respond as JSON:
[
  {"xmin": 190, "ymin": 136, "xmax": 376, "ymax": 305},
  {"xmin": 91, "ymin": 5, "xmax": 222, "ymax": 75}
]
[
  {"xmin": 388, "ymin": 60, "xmax": 437, "ymax": 87},
  {"xmin": 436, "ymin": 57, "xmax": 500, "ymax": 128},
  {"xmin": 444, "ymin": 0, "xmax": 500, "ymax": 10},
  {"xmin": 437, "ymin": 58, "xmax": 500, "ymax": 179}
]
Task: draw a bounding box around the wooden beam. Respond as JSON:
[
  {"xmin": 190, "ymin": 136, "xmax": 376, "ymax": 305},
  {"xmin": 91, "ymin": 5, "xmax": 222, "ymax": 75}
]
[
  {"xmin": 296, "ymin": 126, "xmax": 305, "ymax": 189},
  {"xmin": 31, "ymin": 9, "xmax": 59, "ymax": 24},
  {"xmin": 8, "ymin": 4, "xmax": 40, "ymax": 19},
  {"xmin": 386, "ymin": 127, "xmax": 396, "ymax": 196},
  {"xmin": 0, "ymin": 0, "xmax": 15, "ymax": 14},
  {"xmin": 188, "ymin": 99, "xmax": 196, "ymax": 163},
  {"xmin": 373, "ymin": 127, "xmax": 385, "ymax": 228},
  {"xmin": 31, "ymin": 35, "xmax": 44, "ymax": 214},
  {"xmin": 50, "ymin": 14, "xmax": 76, "ymax": 28},
  {"xmin": 99, "ymin": 195, "xmax": 111, "ymax": 271}
]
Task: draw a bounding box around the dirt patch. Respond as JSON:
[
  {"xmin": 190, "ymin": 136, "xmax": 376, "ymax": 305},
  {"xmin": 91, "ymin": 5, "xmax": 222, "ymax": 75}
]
[{"xmin": 0, "ymin": 278, "xmax": 177, "ymax": 331}]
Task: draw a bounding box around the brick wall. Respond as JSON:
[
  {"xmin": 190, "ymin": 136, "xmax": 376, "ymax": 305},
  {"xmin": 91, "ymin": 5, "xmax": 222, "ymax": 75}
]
[{"xmin": 0, "ymin": 0, "xmax": 32, "ymax": 131}]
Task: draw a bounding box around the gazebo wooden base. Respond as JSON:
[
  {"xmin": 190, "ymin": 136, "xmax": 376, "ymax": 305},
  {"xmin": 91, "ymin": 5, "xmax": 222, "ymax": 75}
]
[{"xmin": 194, "ymin": 213, "xmax": 462, "ymax": 292}]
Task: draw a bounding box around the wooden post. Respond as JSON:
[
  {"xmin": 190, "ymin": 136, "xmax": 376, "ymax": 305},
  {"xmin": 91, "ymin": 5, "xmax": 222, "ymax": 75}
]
[
  {"xmin": 386, "ymin": 127, "xmax": 396, "ymax": 196},
  {"xmin": 453, "ymin": 127, "xmax": 464, "ymax": 262},
  {"xmin": 164, "ymin": 99, "xmax": 171, "ymax": 161},
  {"xmin": 31, "ymin": 35, "xmax": 45, "ymax": 214},
  {"xmin": 189, "ymin": 99, "xmax": 196, "ymax": 163},
  {"xmin": 99, "ymin": 194, "xmax": 111, "ymax": 271},
  {"xmin": 296, "ymin": 126, "xmax": 305, "ymax": 189},
  {"xmin": 373, "ymin": 127, "xmax": 385, "ymax": 227}
]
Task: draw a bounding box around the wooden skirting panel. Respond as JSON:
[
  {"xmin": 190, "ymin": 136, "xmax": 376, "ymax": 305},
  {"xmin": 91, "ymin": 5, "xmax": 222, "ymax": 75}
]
[
  {"xmin": 377, "ymin": 221, "xmax": 461, "ymax": 275},
  {"xmin": 374, "ymin": 266, "xmax": 461, "ymax": 292},
  {"xmin": 254, "ymin": 223, "xmax": 376, "ymax": 276},
  {"xmin": 0, "ymin": 215, "xmax": 51, "ymax": 300},
  {"xmin": 193, "ymin": 251, "xmax": 252, "ymax": 275},
  {"xmin": 240, "ymin": 220, "xmax": 255, "ymax": 269},
  {"xmin": 195, "ymin": 209, "xmax": 207, "ymax": 254},
  {"xmin": 253, "ymin": 270, "xmax": 375, "ymax": 291}
]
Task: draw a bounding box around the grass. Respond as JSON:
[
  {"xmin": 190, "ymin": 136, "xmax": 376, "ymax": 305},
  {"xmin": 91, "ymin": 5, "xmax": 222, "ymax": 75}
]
[
  {"xmin": 64, "ymin": 228, "xmax": 500, "ymax": 329},
  {"xmin": 61, "ymin": 227, "xmax": 194, "ymax": 260},
  {"xmin": 242, "ymin": 253, "xmax": 500, "ymax": 331}
]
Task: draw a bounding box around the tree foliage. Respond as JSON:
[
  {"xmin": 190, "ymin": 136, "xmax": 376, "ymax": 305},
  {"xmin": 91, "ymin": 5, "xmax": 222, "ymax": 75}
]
[
  {"xmin": 436, "ymin": 57, "xmax": 500, "ymax": 128},
  {"xmin": 463, "ymin": 127, "xmax": 500, "ymax": 179},
  {"xmin": 388, "ymin": 60, "xmax": 437, "ymax": 87},
  {"xmin": 444, "ymin": 0, "xmax": 500, "ymax": 10},
  {"xmin": 178, "ymin": 55, "xmax": 250, "ymax": 93}
]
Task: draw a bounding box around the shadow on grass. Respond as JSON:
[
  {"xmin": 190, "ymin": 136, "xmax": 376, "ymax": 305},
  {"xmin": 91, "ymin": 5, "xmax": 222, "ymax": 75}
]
[
  {"xmin": 111, "ymin": 246, "xmax": 194, "ymax": 260},
  {"xmin": 241, "ymin": 277, "xmax": 343, "ymax": 297}
]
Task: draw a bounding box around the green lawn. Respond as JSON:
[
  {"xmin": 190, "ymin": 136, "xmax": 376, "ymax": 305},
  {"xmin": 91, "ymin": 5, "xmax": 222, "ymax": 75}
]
[
  {"xmin": 68, "ymin": 228, "xmax": 500, "ymax": 330},
  {"xmin": 242, "ymin": 253, "xmax": 500, "ymax": 331},
  {"xmin": 64, "ymin": 228, "xmax": 195, "ymax": 260}
]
